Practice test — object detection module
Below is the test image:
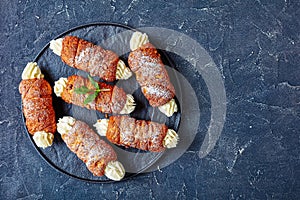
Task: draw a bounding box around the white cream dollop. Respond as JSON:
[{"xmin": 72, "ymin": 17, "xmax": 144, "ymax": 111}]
[
  {"xmin": 104, "ymin": 160, "xmax": 125, "ymax": 181},
  {"xmin": 158, "ymin": 99, "xmax": 178, "ymax": 117},
  {"xmin": 22, "ymin": 62, "xmax": 44, "ymax": 80},
  {"xmin": 116, "ymin": 60, "xmax": 132, "ymax": 80},
  {"xmin": 57, "ymin": 116, "xmax": 76, "ymax": 135},
  {"xmin": 93, "ymin": 119, "xmax": 109, "ymax": 136},
  {"xmin": 54, "ymin": 77, "xmax": 68, "ymax": 97},
  {"xmin": 163, "ymin": 129, "xmax": 179, "ymax": 149},
  {"xmin": 49, "ymin": 38, "xmax": 63, "ymax": 56},
  {"xmin": 130, "ymin": 31, "xmax": 149, "ymax": 51},
  {"xmin": 32, "ymin": 131, "xmax": 54, "ymax": 149},
  {"xmin": 120, "ymin": 94, "xmax": 136, "ymax": 114}
]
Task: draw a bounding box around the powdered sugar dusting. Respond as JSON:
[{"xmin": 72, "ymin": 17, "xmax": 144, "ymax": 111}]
[
  {"xmin": 72, "ymin": 39, "xmax": 119, "ymax": 82},
  {"xmin": 143, "ymin": 85, "xmax": 169, "ymax": 98},
  {"xmin": 75, "ymin": 47, "xmax": 91, "ymax": 64},
  {"xmin": 61, "ymin": 119, "xmax": 117, "ymax": 176},
  {"xmin": 115, "ymin": 116, "xmax": 166, "ymax": 151},
  {"xmin": 128, "ymin": 43, "xmax": 175, "ymax": 107}
]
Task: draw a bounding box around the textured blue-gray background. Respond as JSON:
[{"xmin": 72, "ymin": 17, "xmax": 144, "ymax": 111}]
[{"xmin": 1, "ymin": 0, "xmax": 300, "ymax": 199}]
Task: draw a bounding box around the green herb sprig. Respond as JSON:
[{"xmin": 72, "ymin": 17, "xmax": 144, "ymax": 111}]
[{"xmin": 74, "ymin": 75, "xmax": 110, "ymax": 105}]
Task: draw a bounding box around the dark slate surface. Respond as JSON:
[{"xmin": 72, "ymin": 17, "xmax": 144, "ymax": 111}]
[{"xmin": 1, "ymin": 0, "xmax": 300, "ymax": 199}]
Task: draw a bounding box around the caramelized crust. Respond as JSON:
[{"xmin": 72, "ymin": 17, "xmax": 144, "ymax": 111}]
[
  {"xmin": 19, "ymin": 79, "xmax": 56, "ymax": 135},
  {"xmin": 61, "ymin": 36, "xmax": 119, "ymax": 82},
  {"xmin": 106, "ymin": 116, "xmax": 121, "ymax": 144},
  {"xmin": 60, "ymin": 75, "xmax": 126, "ymax": 114},
  {"xmin": 128, "ymin": 43, "xmax": 175, "ymax": 107},
  {"xmin": 61, "ymin": 120, "xmax": 117, "ymax": 176},
  {"xmin": 61, "ymin": 36, "xmax": 79, "ymax": 67},
  {"xmin": 74, "ymin": 38, "xmax": 93, "ymax": 72},
  {"xmin": 106, "ymin": 116, "xmax": 168, "ymax": 152}
]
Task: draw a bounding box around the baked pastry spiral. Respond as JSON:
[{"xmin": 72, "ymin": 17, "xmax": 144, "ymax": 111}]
[
  {"xmin": 54, "ymin": 75, "xmax": 135, "ymax": 114},
  {"xmin": 128, "ymin": 32, "xmax": 178, "ymax": 117},
  {"xmin": 94, "ymin": 115, "xmax": 179, "ymax": 152},
  {"xmin": 57, "ymin": 116, "xmax": 125, "ymax": 180},
  {"xmin": 19, "ymin": 62, "xmax": 56, "ymax": 148},
  {"xmin": 50, "ymin": 36, "xmax": 132, "ymax": 82}
]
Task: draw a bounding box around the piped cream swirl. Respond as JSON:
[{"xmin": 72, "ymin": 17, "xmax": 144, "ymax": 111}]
[
  {"xmin": 93, "ymin": 119, "xmax": 109, "ymax": 137},
  {"xmin": 163, "ymin": 129, "xmax": 179, "ymax": 148},
  {"xmin": 22, "ymin": 62, "xmax": 44, "ymax": 80},
  {"xmin": 130, "ymin": 31, "xmax": 149, "ymax": 51},
  {"xmin": 54, "ymin": 77, "xmax": 68, "ymax": 97},
  {"xmin": 49, "ymin": 38, "xmax": 63, "ymax": 56},
  {"xmin": 32, "ymin": 131, "xmax": 54, "ymax": 149},
  {"xmin": 116, "ymin": 60, "xmax": 132, "ymax": 80},
  {"xmin": 120, "ymin": 94, "xmax": 136, "ymax": 114},
  {"xmin": 158, "ymin": 99, "xmax": 178, "ymax": 117},
  {"xmin": 57, "ymin": 116, "xmax": 76, "ymax": 135},
  {"xmin": 104, "ymin": 160, "xmax": 125, "ymax": 181}
]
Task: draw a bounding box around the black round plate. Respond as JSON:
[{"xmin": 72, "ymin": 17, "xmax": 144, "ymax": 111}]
[{"xmin": 22, "ymin": 22, "xmax": 181, "ymax": 183}]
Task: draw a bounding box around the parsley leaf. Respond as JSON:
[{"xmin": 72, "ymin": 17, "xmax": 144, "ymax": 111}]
[
  {"xmin": 88, "ymin": 75, "xmax": 99, "ymax": 90},
  {"xmin": 74, "ymin": 86, "xmax": 92, "ymax": 94},
  {"xmin": 83, "ymin": 92, "xmax": 98, "ymax": 105},
  {"xmin": 73, "ymin": 75, "xmax": 111, "ymax": 105}
]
